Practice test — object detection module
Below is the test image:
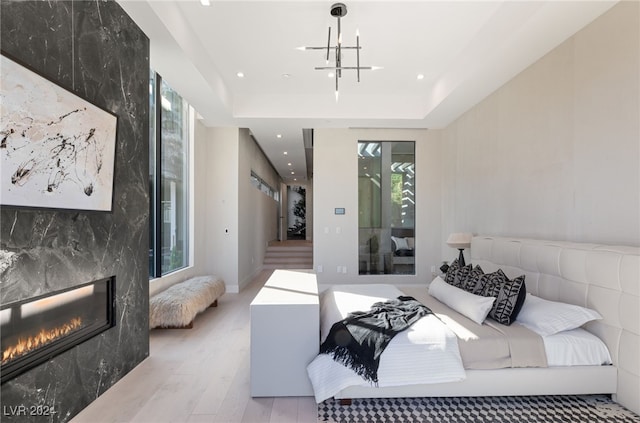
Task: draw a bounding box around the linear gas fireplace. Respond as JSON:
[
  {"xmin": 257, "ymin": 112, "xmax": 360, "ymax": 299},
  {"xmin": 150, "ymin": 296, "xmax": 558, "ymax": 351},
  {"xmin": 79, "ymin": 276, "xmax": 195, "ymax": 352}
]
[{"xmin": 1, "ymin": 276, "xmax": 115, "ymax": 384}]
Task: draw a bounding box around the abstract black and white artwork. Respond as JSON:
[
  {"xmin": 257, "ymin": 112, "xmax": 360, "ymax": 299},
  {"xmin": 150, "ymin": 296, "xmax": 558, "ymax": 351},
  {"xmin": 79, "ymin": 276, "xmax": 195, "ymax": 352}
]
[{"xmin": 0, "ymin": 54, "xmax": 117, "ymax": 211}]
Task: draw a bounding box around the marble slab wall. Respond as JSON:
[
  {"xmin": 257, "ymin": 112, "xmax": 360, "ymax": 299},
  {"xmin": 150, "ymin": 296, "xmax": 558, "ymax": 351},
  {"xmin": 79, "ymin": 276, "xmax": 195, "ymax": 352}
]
[{"xmin": 0, "ymin": 1, "xmax": 149, "ymax": 421}]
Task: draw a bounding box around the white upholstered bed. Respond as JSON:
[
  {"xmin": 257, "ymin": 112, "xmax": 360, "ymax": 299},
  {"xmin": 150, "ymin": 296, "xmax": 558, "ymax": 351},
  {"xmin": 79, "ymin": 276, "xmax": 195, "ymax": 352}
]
[{"xmin": 311, "ymin": 236, "xmax": 640, "ymax": 416}]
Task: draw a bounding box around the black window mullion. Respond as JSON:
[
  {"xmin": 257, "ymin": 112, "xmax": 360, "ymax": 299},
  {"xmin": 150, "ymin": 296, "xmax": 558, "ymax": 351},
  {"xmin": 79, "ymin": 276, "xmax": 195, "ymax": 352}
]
[{"xmin": 154, "ymin": 74, "xmax": 163, "ymax": 278}]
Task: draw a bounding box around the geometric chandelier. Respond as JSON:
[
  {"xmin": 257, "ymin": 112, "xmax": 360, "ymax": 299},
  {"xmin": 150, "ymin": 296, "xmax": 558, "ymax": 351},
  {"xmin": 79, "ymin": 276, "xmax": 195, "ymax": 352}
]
[{"xmin": 298, "ymin": 3, "xmax": 380, "ymax": 100}]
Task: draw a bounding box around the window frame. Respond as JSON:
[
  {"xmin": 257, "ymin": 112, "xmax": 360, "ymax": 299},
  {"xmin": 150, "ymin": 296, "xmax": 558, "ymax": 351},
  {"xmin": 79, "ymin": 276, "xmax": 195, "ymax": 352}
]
[
  {"xmin": 149, "ymin": 71, "xmax": 192, "ymax": 279},
  {"xmin": 358, "ymin": 140, "xmax": 415, "ymax": 276}
]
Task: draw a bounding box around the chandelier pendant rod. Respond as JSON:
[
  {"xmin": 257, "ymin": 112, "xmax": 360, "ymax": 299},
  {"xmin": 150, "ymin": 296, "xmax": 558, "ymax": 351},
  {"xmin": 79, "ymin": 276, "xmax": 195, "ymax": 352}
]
[
  {"xmin": 326, "ymin": 27, "xmax": 331, "ymax": 63},
  {"xmin": 315, "ymin": 66, "xmax": 374, "ymax": 70},
  {"xmin": 356, "ymin": 31, "xmax": 360, "ymax": 82},
  {"xmin": 336, "ymin": 16, "xmax": 342, "ymax": 79},
  {"xmin": 335, "ymin": 66, "xmax": 339, "ymax": 99},
  {"xmin": 303, "ymin": 46, "xmax": 361, "ymax": 50}
]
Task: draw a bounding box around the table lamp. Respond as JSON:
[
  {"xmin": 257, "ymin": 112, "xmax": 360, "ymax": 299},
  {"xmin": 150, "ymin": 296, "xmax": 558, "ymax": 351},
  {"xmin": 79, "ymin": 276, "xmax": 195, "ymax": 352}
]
[{"xmin": 446, "ymin": 232, "xmax": 473, "ymax": 267}]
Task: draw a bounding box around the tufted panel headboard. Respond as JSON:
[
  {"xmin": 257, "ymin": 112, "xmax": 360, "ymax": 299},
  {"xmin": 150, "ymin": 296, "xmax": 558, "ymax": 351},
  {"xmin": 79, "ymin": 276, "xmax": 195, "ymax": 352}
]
[{"xmin": 470, "ymin": 236, "xmax": 639, "ymax": 415}]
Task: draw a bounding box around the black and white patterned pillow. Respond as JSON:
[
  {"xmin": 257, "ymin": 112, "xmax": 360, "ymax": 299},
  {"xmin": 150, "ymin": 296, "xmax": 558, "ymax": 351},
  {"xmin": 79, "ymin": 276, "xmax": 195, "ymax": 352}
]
[
  {"xmin": 444, "ymin": 259, "xmax": 472, "ymax": 288},
  {"xmin": 478, "ymin": 269, "xmax": 527, "ymax": 325},
  {"xmin": 444, "ymin": 258, "xmax": 459, "ymax": 285},
  {"xmin": 477, "ymin": 269, "xmax": 507, "ymax": 297},
  {"xmin": 453, "ymin": 264, "xmax": 472, "ymax": 288},
  {"xmin": 461, "ymin": 265, "xmax": 484, "ymax": 292}
]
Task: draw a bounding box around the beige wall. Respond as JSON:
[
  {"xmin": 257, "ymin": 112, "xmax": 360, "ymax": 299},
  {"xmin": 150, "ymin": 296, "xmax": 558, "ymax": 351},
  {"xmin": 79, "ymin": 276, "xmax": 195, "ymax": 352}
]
[
  {"xmin": 202, "ymin": 126, "xmax": 241, "ymax": 292},
  {"xmin": 194, "ymin": 127, "xmax": 281, "ymax": 293},
  {"xmin": 313, "ymin": 128, "xmax": 442, "ymax": 286},
  {"xmin": 238, "ymin": 129, "xmax": 280, "ymax": 291},
  {"xmin": 441, "ymin": 1, "xmax": 639, "ymax": 258}
]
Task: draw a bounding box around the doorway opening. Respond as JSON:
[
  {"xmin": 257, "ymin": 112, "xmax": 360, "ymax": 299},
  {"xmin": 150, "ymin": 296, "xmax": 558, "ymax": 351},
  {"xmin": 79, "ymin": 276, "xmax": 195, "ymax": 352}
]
[{"xmin": 287, "ymin": 185, "xmax": 306, "ymax": 240}]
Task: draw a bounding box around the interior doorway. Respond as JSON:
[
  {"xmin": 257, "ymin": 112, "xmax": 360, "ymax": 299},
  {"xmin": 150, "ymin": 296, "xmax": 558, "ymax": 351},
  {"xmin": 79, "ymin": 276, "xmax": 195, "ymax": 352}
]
[{"xmin": 287, "ymin": 185, "xmax": 306, "ymax": 240}]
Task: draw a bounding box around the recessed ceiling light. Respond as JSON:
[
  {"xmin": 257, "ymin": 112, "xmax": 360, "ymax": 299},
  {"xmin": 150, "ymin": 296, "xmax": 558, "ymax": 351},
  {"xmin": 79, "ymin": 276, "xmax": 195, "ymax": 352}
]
[
  {"xmin": 200, "ymin": 0, "xmax": 210, "ymax": 5},
  {"xmin": 276, "ymin": 134, "xmax": 282, "ymax": 139},
  {"xmin": 328, "ymin": 72, "xmax": 335, "ymax": 78},
  {"xmin": 291, "ymin": 171, "xmax": 295, "ymax": 175},
  {"xmin": 287, "ymin": 162, "xmax": 292, "ymax": 166},
  {"xmin": 282, "ymin": 74, "xmax": 291, "ymax": 79},
  {"xmin": 284, "ymin": 151, "xmax": 288, "ymax": 155},
  {"xmin": 236, "ymin": 72, "xmax": 245, "ymax": 78},
  {"xmin": 417, "ymin": 74, "xmax": 425, "ymax": 80}
]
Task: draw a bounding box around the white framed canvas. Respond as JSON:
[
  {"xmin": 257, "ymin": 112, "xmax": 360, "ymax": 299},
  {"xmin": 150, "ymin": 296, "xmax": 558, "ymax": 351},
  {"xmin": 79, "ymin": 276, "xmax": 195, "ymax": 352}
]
[{"xmin": 0, "ymin": 53, "xmax": 118, "ymax": 212}]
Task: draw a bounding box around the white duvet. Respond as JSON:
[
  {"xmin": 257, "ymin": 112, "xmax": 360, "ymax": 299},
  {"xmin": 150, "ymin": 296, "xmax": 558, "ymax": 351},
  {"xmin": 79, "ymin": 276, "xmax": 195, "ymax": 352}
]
[{"xmin": 306, "ymin": 284, "xmax": 466, "ymax": 403}]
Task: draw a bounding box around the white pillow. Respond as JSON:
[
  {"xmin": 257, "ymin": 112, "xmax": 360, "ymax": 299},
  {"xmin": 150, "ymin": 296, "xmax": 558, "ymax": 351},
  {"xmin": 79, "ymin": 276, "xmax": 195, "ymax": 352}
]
[
  {"xmin": 406, "ymin": 237, "xmax": 415, "ymax": 249},
  {"xmin": 517, "ymin": 294, "xmax": 603, "ymax": 337},
  {"xmin": 391, "ymin": 236, "xmax": 411, "ymax": 250},
  {"xmin": 542, "ymin": 328, "xmax": 612, "ymax": 366},
  {"xmin": 428, "ymin": 276, "xmax": 495, "ymax": 325}
]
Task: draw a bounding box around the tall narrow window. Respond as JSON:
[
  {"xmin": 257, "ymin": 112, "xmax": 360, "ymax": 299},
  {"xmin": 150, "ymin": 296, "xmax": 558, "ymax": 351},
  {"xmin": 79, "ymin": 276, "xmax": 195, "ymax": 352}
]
[
  {"xmin": 358, "ymin": 141, "xmax": 415, "ymax": 275},
  {"xmin": 149, "ymin": 72, "xmax": 190, "ymax": 278},
  {"xmin": 149, "ymin": 71, "xmax": 156, "ymax": 277}
]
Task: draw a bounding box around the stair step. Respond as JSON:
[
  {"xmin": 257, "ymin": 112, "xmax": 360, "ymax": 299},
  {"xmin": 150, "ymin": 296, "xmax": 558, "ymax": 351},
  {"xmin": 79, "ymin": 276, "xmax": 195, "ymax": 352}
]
[
  {"xmin": 267, "ymin": 246, "xmax": 312, "ymax": 253},
  {"xmin": 265, "ymin": 251, "xmax": 312, "ymax": 258},
  {"xmin": 263, "ymin": 242, "xmax": 313, "ymax": 270},
  {"xmin": 262, "ymin": 241, "xmax": 313, "ymax": 269},
  {"xmin": 264, "ymin": 257, "xmax": 312, "ymax": 263},
  {"xmin": 263, "ymin": 263, "xmax": 313, "ymax": 270}
]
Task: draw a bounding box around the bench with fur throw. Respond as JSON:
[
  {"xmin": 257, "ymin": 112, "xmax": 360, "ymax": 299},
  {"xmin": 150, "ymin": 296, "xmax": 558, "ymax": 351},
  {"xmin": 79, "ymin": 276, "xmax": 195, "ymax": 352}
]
[{"xmin": 150, "ymin": 275, "xmax": 225, "ymax": 329}]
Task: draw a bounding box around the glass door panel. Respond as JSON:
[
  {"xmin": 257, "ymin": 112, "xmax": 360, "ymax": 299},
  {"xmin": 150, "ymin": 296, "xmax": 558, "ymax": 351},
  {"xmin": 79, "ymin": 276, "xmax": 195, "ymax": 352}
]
[{"xmin": 358, "ymin": 141, "xmax": 415, "ymax": 275}]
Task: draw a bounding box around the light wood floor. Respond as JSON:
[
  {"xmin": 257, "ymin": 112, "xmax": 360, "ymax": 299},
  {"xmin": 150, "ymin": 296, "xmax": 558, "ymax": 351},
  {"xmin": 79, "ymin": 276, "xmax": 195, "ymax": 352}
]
[{"xmin": 72, "ymin": 269, "xmax": 317, "ymax": 423}]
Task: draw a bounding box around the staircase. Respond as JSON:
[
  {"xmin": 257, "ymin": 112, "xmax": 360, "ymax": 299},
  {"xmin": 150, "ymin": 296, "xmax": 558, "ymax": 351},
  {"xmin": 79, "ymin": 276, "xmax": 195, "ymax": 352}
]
[{"xmin": 263, "ymin": 241, "xmax": 313, "ymax": 270}]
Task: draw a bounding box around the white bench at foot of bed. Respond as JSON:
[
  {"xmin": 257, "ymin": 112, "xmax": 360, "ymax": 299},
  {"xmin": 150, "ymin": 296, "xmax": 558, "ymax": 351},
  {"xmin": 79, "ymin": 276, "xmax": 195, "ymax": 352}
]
[
  {"xmin": 250, "ymin": 269, "xmax": 319, "ymax": 397},
  {"xmin": 335, "ymin": 365, "xmax": 617, "ymax": 399},
  {"xmin": 149, "ymin": 275, "xmax": 225, "ymax": 329}
]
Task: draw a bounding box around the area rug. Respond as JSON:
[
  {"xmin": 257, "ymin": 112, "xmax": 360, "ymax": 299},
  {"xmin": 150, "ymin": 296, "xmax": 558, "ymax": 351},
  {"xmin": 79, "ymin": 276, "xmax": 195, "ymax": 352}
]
[{"xmin": 318, "ymin": 395, "xmax": 640, "ymax": 423}]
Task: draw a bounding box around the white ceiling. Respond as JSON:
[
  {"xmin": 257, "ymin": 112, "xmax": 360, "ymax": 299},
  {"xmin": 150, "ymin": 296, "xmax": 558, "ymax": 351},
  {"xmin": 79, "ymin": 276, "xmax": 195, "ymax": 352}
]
[{"xmin": 118, "ymin": 0, "xmax": 616, "ymax": 184}]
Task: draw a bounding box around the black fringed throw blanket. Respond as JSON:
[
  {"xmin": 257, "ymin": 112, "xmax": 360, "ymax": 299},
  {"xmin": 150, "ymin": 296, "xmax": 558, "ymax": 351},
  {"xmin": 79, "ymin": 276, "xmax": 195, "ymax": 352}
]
[{"xmin": 319, "ymin": 296, "xmax": 432, "ymax": 385}]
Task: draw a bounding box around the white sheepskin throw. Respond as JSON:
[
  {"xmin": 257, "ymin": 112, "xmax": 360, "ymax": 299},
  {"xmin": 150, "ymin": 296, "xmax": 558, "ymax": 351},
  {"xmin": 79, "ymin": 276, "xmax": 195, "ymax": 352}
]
[{"xmin": 149, "ymin": 275, "xmax": 225, "ymax": 328}]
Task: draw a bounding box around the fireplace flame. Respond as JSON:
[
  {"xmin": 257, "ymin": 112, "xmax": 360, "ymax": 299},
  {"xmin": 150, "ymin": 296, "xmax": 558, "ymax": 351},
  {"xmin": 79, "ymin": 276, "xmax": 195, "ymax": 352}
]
[{"xmin": 1, "ymin": 317, "xmax": 82, "ymax": 364}]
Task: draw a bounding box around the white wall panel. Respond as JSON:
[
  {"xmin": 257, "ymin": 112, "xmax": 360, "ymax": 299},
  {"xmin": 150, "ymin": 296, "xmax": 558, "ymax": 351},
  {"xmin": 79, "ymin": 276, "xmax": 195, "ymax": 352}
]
[
  {"xmin": 620, "ymin": 255, "xmax": 640, "ymax": 296},
  {"xmin": 585, "ymin": 251, "xmax": 622, "ymax": 290},
  {"xmin": 559, "ymin": 249, "xmax": 588, "ymax": 284},
  {"xmin": 619, "ymin": 294, "xmax": 640, "ymax": 336}
]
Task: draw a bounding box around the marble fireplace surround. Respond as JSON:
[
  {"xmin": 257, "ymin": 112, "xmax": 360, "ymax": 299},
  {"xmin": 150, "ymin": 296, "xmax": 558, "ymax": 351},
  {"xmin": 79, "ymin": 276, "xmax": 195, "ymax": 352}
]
[
  {"xmin": 1, "ymin": 276, "xmax": 116, "ymax": 384},
  {"xmin": 0, "ymin": 1, "xmax": 150, "ymax": 422}
]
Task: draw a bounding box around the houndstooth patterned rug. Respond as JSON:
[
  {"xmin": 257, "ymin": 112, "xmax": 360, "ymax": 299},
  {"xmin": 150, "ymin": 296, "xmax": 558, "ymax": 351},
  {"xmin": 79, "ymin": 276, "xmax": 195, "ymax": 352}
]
[{"xmin": 318, "ymin": 395, "xmax": 640, "ymax": 423}]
